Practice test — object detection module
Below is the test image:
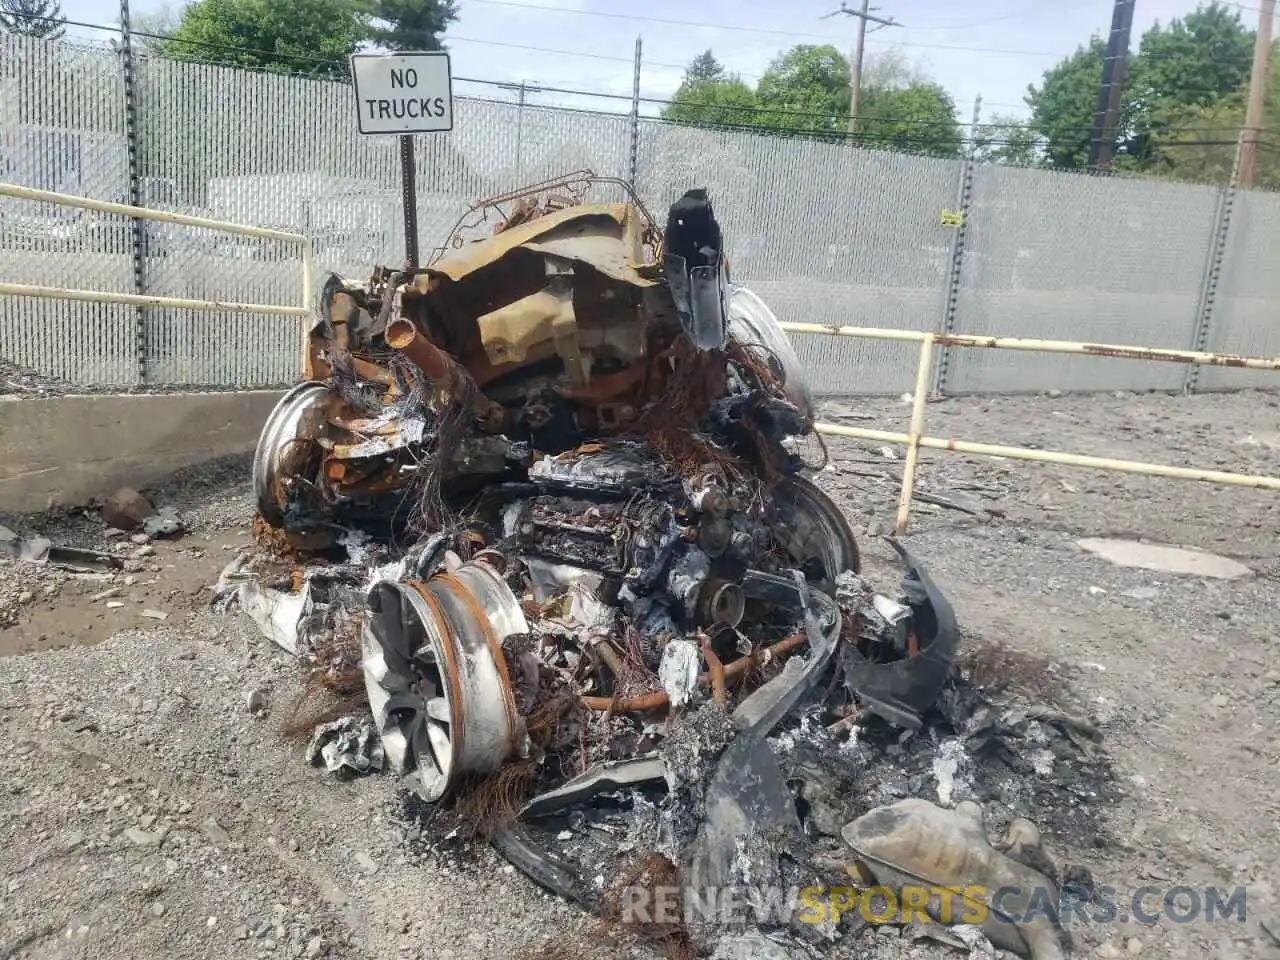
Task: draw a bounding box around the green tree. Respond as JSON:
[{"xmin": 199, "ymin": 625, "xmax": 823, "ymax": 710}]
[
  {"xmin": 1024, "ymin": 3, "xmax": 1256, "ymax": 170},
  {"xmin": 1142, "ymin": 45, "xmax": 1280, "ymax": 187},
  {"xmin": 755, "ymin": 44, "xmax": 851, "ymax": 136},
  {"xmin": 0, "ymin": 0, "xmax": 66, "ymax": 38},
  {"xmin": 1126, "ymin": 2, "xmax": 1254, "ymax": 160},
  {"xmin": 859, "ymin": 81, "xmax": 962, "ymax": 157},
  {"xmin": 661, "ymin": 49, "xmax": 761, "ymax": 128},
  {"xmin": 160, "ymin": 0, "xmax": 366, "ymax": 77},
  {"xmin": 686, "ymin": 49, "xmax": 723, "ymax": 83},
  {"xmin": 973, "ymin": 113, "xmax": 1041, "ymax": 166},
  {"xmin": 1024, "ymin": 36, "xmax": 1109, "ymax": 169},
  {"xmin": 362, "ymin": 0, "xmax": 457, "ymax": 52}
]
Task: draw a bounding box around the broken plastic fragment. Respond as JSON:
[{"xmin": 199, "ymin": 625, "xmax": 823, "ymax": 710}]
[
  {"xmin": 658, "ymin": 639, "xmax": 700, "ymax": 709},
  {"xmin": 237, "ymin": 581, "xmax": 313, "ymax": 656}
]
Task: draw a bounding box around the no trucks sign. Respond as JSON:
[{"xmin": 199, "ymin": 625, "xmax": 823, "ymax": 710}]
[
  {"xmin": 350, "ymin": 52, "xmax": 454, "ymax": 135},
  {"xmin": 349, "ymin": 52, "xmax": 455, "ymax": 267}
]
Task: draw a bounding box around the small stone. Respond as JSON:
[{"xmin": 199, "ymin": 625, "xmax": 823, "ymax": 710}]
[
  {"xmin": 1097, "ymin": 943, "xmax": 1123, "ymax": 959},
  {"xmin": 206, "ymin": 916, "xmax": 218, "ymax": 928},
  {"xmin": 1122, "ymin": 586, "xmax": 1159, "ymax": 601},
  {"xmin": 106, "ymin": 601, "xmax": 125, "ymax": 609},
  {"xmin": 306, "ymin": 936, "xmax": 325, "ymax": 958},
  {"xmin": 1126, "ymin": 937, "xmax": 1144, "ymax": 955},
  {"xmin": 246, "ymin": 689, "xmax": 268, "ymax": 714},
  {"xmin": 91, "ymin": 587, "xmax": 122, "ymax": 602},
  {"xmin": 43, "ymin": 583, "xmax": 58, "ymax": 597},
  {"xmin": 234, "ymin": 925, "xmax": 250, "ymax": 940},
  {"xmin": 150, "ymin": 902, "xmax": 166, "ymax": 918},
  {"xmin": 130, "ymin": 533, "xmax": 151, "ymax": 545},
  {"xmin": 133, "ymin": 545, "xmax": 156, "ymax": 559},
  {"xmin": 287, "ymin": 838, "xmax": 299, "ymax": 852},
  {"xmin": 124, "ymin": 827, "xmax": 163, "ymax": 847},
  {"xmin": 354, "ymin": 851, "xmax": 378, "ymax": 875},
  {"xmin": 1048, "ymin": 389, "xmax": 1063, "ymax": 398},
  {"xmin": 202, "ymin": 817, "xmax": 231, "ymax": 846},
  {"xmin": 101, "ymin": 487, "xmax": 154, "ymax": 531},
  {"xmin": 17, "ymin": 590, "xmax": 33, "ymax": 604},
  {"xmin": 140, "ymin": 609, "xmax": 168, "ymax": 621},
  {"xmin": 1211, "ymin": 694, "xmax": 1230, "ymax": 708}
]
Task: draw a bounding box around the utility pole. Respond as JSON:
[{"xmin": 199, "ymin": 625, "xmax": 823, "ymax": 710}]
[
  {"xmin": 497, "ymin": 79, "xmax": 543, "ymax": 184},
  {"xmin": 823, "ymin": 0, "xmax": 901, "ymax": 135},
  {"xmin": 1239, "ymin": 0, "xmax": 1275, "ymax": 189},
  {"xmin": 1088, "ymin": 0, "xmax": 1136, "ymax": 171}
]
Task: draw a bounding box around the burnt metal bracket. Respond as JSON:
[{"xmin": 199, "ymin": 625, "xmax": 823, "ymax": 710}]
[
  {"xmin": 119, "ymin": 0, "xmax": 147, "ymax": 385},
  {"xmin": 1185, "ymin": 161, "xmax": 1239, "ymax": 395},
  {"xmin": 399, "ymin": 134, "xmax": 419, "ymax": 269}
]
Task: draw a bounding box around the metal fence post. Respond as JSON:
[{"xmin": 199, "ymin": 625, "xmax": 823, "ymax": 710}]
[
  {"xmin": 119, "ymin": 0, "xmax": 146, "ymax": 385},
  {"xmin": 1185, "ymin": 145, "xmax": 1241, "ymax": 394},
  {"xmin": 932, "ymin": 95, "xmax": 981, "ymax": 397},
  {"xmin": 628, "ymin": 36, "xmax": 642, "ymax": 189}
]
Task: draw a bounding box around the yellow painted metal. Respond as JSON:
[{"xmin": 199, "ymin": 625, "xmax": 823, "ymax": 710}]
[
  {"xmin": 895, "ymin": 335, "xmax": 935, "ymax": 535},
  {"xmin": 0, "ymin": 281, "xmax": 310, "ymax": 317},
  {"xmin": 0, "ymin": 182, "xmax": 307, "ymax": 243},
  {"xmin": 779, "ymin": 321, "xmax": 1280, "ymax": 371},
  {"xmin": 815, "ymin": 422, "xmax": 1280, "ymax": 492}
]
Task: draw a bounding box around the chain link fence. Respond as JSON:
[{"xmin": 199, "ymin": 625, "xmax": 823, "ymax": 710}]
[{"xmin": 2, "ymin": 34, "xmax": 1277, "ymax": 395}]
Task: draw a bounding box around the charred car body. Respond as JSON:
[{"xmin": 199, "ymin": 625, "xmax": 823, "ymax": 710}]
[{"xmin": 247, "ymin": 174, "xmax": 994, "ymax": 954}]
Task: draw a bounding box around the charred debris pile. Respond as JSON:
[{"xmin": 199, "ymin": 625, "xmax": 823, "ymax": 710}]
[{"xmin": 224, "ymin": 174, "xmax": 1111, "ymax": 959}]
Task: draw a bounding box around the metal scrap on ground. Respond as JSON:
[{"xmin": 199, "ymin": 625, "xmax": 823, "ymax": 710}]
[{"xmin": 216, "ymin": 173, "xmax": 1109, "ymax": 959}]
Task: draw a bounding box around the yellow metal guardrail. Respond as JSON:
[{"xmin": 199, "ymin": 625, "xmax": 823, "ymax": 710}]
[
  {"xmin": 0, "ymin": 183, "xmax": 314, "ymax": 366},
  {"xmin": 781, "ymin": 322, "xmax": 1280, "ymax": 534}
]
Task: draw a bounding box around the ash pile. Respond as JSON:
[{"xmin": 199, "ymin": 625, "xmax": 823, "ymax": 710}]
[{"xmin": 225, "ymin": 173, "xmax": 1110, "ymax": 960}]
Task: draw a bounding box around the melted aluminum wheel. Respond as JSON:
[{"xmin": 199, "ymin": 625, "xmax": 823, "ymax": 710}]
[
  {"xmin": 363, "ymin": 560, "xmax": 528, "ymax": 802},
  {"xmin": 252, "ymin": 382, "xmax": 328, "ymax": 527},
  {"xmin": 771, "ymin": 475, "xmax": 861, "ymax": 589}
]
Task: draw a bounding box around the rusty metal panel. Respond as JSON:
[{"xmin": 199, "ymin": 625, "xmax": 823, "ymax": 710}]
[
  {"xmin": 0, "ymin": 36, "xmax": 135, "ymax": 385},
  {"xmin": 947, "ymin": 165, "xmax": 1219, "ymax": 394},
  {"xmin": 1197, "ymin": 188, "xmax": 1280, "ymax": 392},
  {"xmin": 634, "ymin": 121, "xmax": 961, "ymax": 396}
]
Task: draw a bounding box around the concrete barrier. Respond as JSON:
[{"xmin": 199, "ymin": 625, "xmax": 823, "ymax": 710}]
[{"xmin": 0, "ymin": 390, "xmax": 285, "ymax": 515}]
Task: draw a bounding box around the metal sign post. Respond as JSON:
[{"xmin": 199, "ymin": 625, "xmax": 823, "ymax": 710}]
[{"xmin": 350, "ymin": 52, "xmax": 454, "ymax": 269}]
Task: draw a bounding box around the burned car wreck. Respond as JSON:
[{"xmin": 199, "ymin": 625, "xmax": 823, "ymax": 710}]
[{"xmin": 234, "ymin": 174, "xmax": 1092, "ymax": 958}]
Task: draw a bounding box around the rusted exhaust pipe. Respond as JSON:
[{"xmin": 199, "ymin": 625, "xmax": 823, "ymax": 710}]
[
  {"xmin": 386, "ymin": 317, "xmax": 450, "ymax": 381},
  {"xmin": 385, "ymin": 316, "xmax": 507, "ymax": 432}
]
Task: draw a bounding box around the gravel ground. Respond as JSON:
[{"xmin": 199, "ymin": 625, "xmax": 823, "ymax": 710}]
[{"xmin": 2, "ymin": 389, "xmax": 1279, "ymax": 960}]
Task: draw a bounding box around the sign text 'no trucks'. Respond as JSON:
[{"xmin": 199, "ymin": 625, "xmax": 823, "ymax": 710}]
[{"xmin": 350, "ymin": 53, "xmax": 453, "ymax": 135}]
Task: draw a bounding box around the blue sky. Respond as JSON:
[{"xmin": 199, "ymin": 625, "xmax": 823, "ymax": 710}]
[{"xmin": 57, "ymin": 0, "xmax": 1267, "ymax": 120}]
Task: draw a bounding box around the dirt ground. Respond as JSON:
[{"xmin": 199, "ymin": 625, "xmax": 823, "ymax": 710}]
[{"xmin": 1, "ymin": 388, "xmax": 1278, "ymax": 960}]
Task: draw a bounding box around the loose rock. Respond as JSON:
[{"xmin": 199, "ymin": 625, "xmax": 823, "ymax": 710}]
[{"xmin": 101, "ymin": 488, "xmax": 154, "ymax": 531}]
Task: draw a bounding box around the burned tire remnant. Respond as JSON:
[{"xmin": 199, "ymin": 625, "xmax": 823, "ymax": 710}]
[{"xmin": 239, "ymin": 173, "xmax": 973, "ymax": 956}]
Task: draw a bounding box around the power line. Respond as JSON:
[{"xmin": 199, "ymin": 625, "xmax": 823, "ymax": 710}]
[
  {"xmin": 3, "ymin": 11, "xmax": 1269, "ymax": 143},
  {"xmin": 18, "ymin": 6, "xmax": 1267, "ymax": 103}
]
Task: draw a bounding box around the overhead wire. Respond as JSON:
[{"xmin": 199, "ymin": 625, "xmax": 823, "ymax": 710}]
[{"xmin": 4, "ymin": 9, "xmax": 1270, "ymax": 142}]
